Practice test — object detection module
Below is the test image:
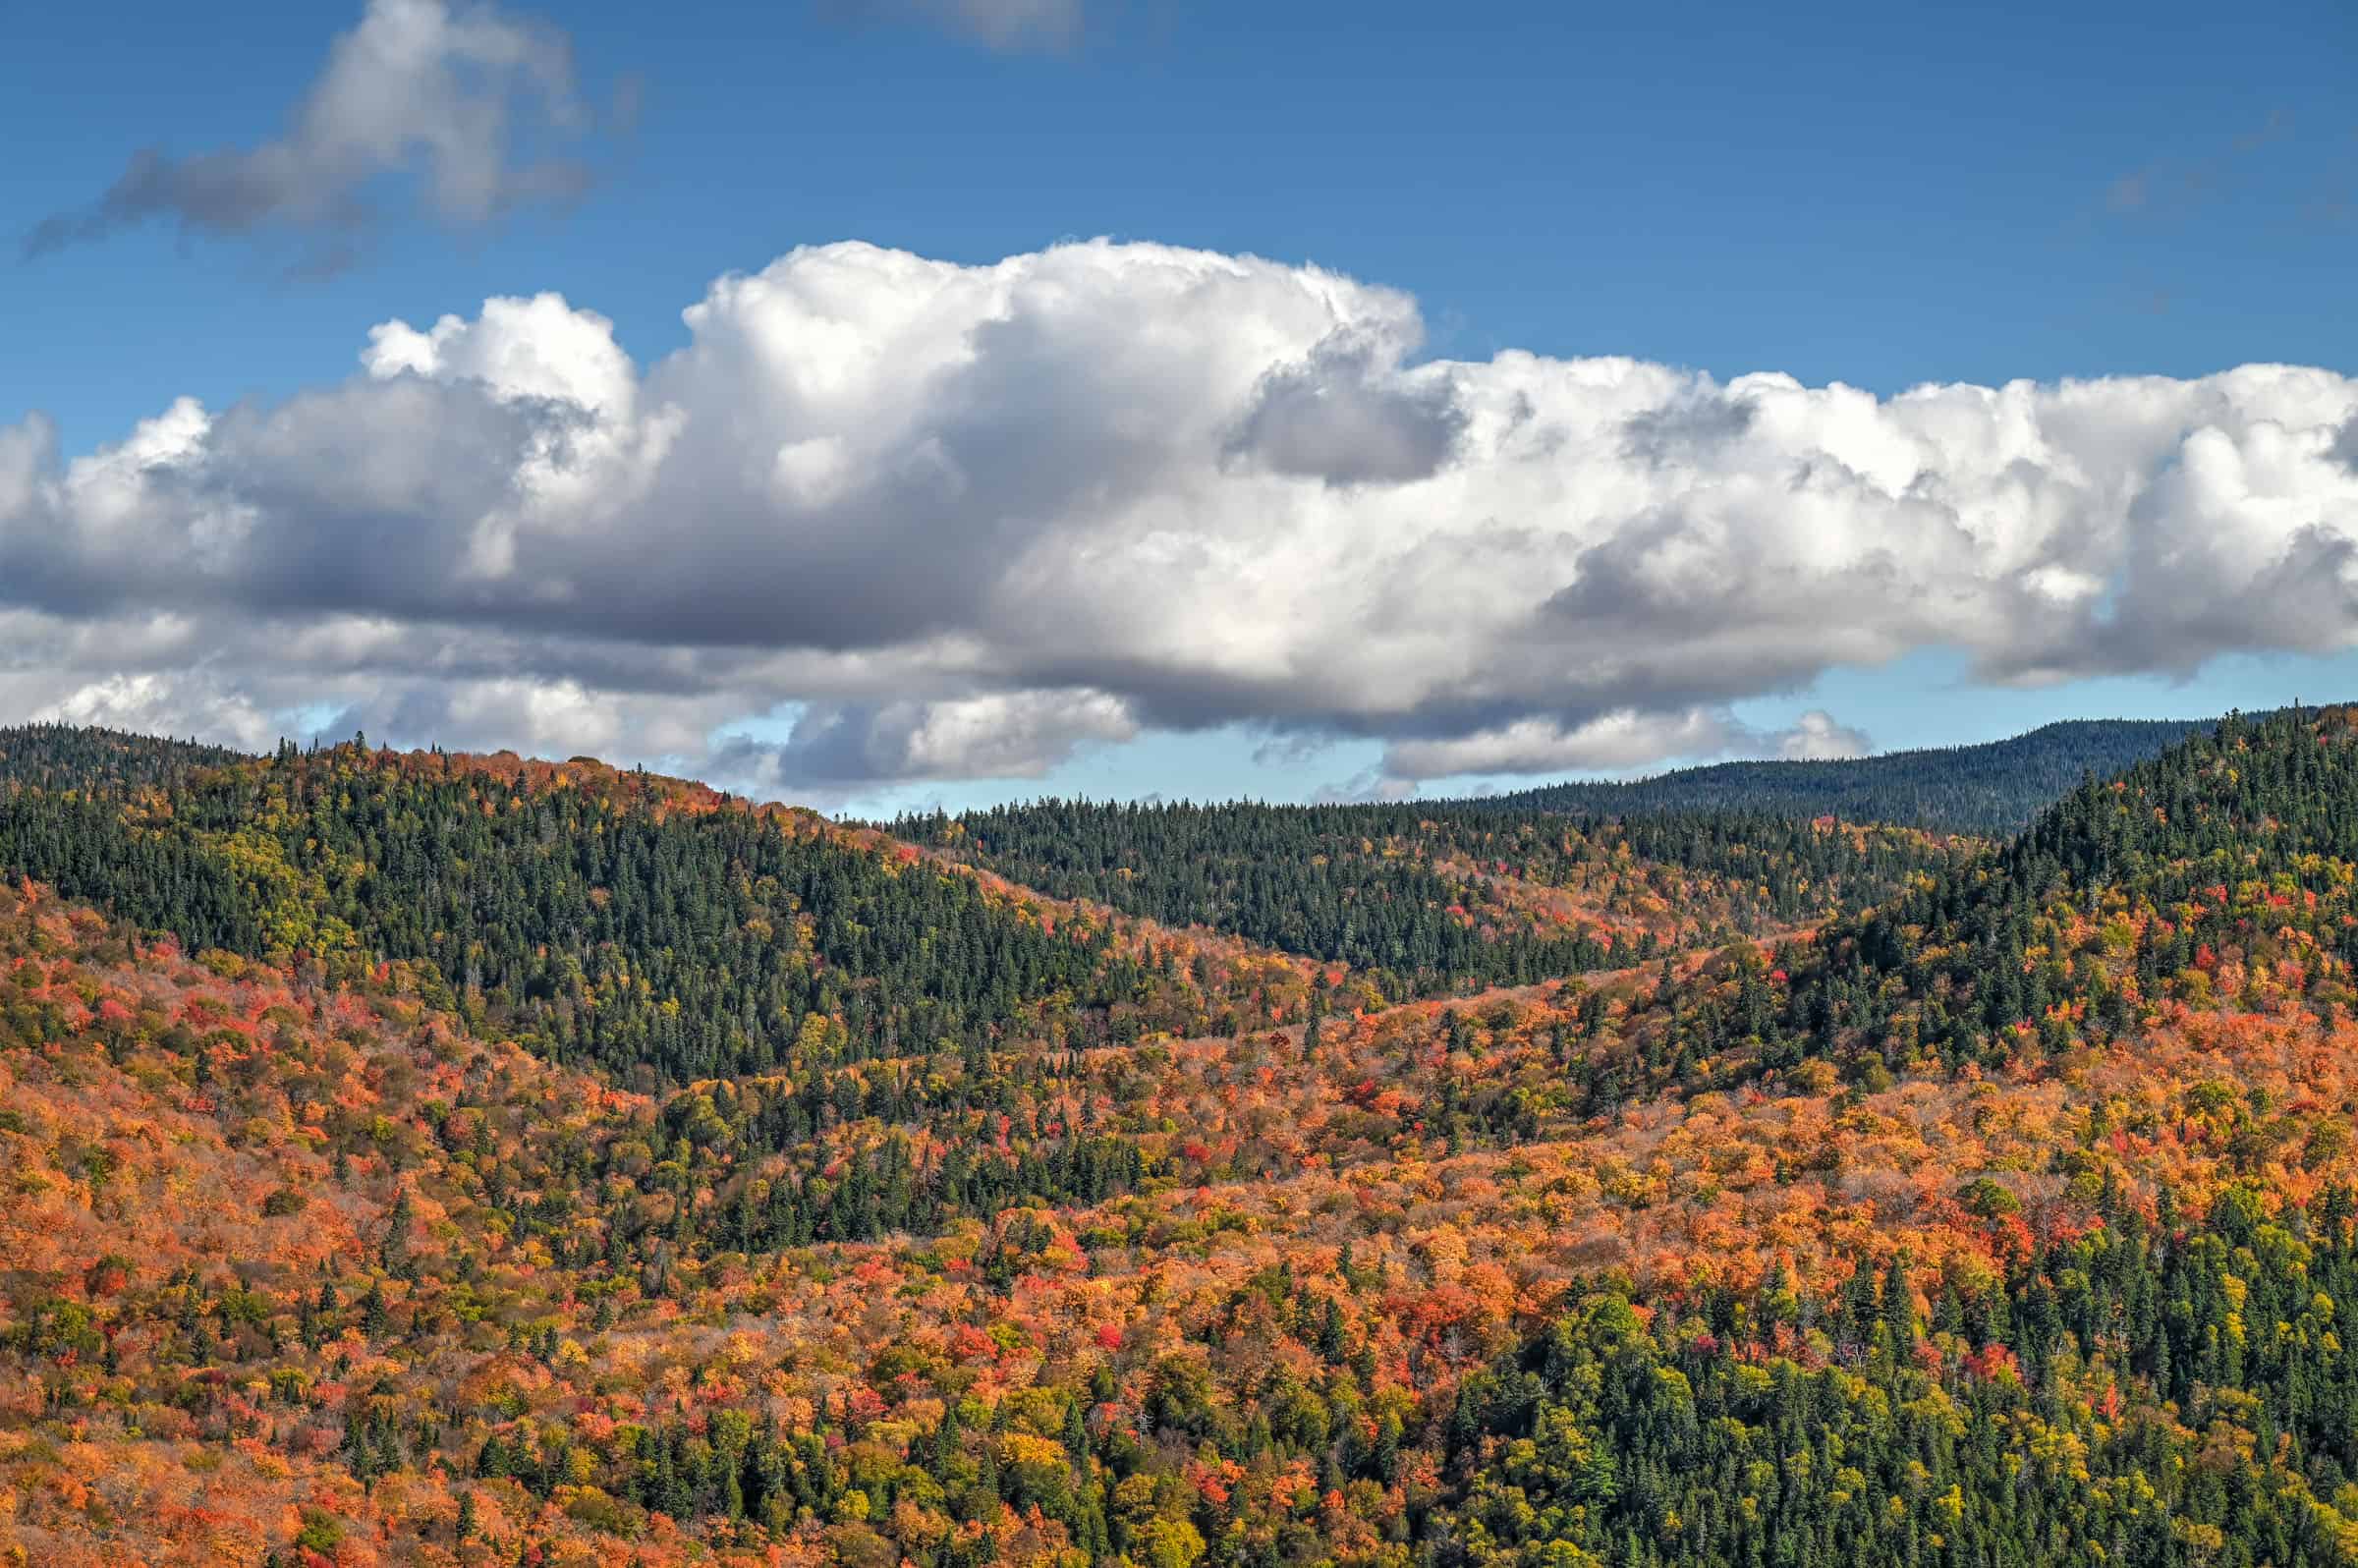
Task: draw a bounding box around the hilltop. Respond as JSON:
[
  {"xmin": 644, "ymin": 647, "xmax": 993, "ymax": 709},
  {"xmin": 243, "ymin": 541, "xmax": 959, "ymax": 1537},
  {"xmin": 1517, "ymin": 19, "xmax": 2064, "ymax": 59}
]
[{"xmin": 0, "ymin": 723, "xmax": 247, "ymax": 794}]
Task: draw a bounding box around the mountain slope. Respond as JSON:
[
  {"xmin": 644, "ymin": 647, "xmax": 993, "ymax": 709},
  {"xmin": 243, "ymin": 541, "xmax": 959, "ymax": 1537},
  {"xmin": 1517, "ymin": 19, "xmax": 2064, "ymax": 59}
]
[
  {"xmin": 8, "ymin": 868, "xmax": 2358, "ymax": 1565},
  {"xmin": 1520, "ymin": 703, "xmax": 2358, "ymax": 1142},
  {"xmin": 891, "ymin": 799, "xmax": 1969, "ymax": 993},
  {"xmin": 0, "ymin": 741, "xmax": 1339, "ymax": 1088},
  {"xmin": 1788, "ymin": 703, "xmax": 2358, "ymax": 1078}
]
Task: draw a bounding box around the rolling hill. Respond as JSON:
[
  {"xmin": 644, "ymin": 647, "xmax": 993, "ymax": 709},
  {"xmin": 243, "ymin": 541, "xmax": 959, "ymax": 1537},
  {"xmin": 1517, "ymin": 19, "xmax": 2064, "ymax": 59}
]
[{"xmin": 888, "ymin": 798, "xmax": 1971, "ymax": 994}]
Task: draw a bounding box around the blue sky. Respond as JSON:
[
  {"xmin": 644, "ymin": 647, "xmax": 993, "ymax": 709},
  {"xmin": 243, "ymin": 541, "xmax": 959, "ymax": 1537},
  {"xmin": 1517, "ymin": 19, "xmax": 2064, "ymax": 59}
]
[{"xmin": 3, "ymin": 0, "xmax": 2356, "ymax": 815}]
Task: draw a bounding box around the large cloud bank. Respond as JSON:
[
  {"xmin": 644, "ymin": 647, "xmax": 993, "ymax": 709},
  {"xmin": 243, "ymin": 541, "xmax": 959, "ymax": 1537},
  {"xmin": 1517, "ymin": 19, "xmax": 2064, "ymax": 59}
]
[{"xmin": 4, "ymin": 238, "xmax": 2356, "ymax": 798}]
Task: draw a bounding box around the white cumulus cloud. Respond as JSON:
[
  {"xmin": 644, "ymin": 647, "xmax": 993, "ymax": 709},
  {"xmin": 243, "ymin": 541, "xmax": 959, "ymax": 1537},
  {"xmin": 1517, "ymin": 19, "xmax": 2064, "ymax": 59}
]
[
  {"xmin": 2, "ymin": 238, "xmax": 2356, "ymax": 800},
  {"xmin": 1776, "ymin": 709, "xmax": 1873, "ymax": 761}
]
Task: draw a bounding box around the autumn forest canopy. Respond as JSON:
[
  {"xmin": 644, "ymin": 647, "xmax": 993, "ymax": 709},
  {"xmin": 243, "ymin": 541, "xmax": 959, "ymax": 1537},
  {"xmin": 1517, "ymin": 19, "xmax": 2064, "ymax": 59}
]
[
  {"xmin": 5, "ymin": 708, "xmax": 2358, "ymax": 1567},
  {"xmin": 12, "ymin": 0, "xmax": 2354, "ymax": 1564}
]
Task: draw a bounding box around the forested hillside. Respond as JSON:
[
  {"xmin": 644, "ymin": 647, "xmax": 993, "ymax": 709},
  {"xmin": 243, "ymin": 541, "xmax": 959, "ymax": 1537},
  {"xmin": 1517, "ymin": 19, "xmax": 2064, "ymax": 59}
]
[
  {"xmin": 8, "ymin": 714, "xmax": 2358, "ymax": 1566},
  {"xmin": 1481, "ymin": 717, "xmax": 2209, "ymax": 832},
  {"xmin": 0, "ymin": 742, "xmax": 1339, "ymax": 1088},
  {"xmin": 1787, "ymin": 703, "xmax": 2358, "ymax": 1075},
  {"xmin": 890, "ymin": 800, "xmax": 1968, "ymax": 992},
  {"xmin": 1537, "ymin": 705, "xmax": 2358, "ymax": 1117}
]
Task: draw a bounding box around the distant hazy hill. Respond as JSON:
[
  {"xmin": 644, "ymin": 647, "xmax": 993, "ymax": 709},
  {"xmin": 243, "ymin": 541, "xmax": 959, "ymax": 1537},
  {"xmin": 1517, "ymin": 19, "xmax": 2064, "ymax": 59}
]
[{"xmin": 1474, "ymin": 716, "xmax": 2215, "ymax": 831}]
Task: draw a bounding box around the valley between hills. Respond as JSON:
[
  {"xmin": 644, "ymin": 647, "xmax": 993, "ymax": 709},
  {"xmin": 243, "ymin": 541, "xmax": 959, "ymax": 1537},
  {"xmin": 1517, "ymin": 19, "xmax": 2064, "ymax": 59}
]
[{"xmin": 2, "ymin": 712, "xmax": 2355, "ymax": 1567}]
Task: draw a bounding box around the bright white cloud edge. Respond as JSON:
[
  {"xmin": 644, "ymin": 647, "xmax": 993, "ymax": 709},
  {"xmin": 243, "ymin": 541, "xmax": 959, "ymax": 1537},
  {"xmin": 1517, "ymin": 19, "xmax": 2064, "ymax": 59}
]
[{"xmin": 3, "ymin": 237, "xmax": 2356, "ymax": 806}]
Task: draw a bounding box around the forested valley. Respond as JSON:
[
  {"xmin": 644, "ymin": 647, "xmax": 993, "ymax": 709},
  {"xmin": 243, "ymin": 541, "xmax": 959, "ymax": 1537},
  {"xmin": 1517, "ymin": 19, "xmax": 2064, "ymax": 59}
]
[{"xmin": 4, "ymin": 712, "xmax": 2357, "ymax": 1567}]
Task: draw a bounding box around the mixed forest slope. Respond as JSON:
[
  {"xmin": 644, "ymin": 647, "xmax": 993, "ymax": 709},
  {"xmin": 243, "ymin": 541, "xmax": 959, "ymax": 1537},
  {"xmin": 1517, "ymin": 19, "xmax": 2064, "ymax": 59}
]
[
  {"xmin": 889, "ymin": 800, "xmax": 1969, "ymax": 992},
  {"xmin": 4, "ymin": 714, "xmax": 2358, "ymax": 1565},
  {"xmin": 1782, "ymin": 704, "xmax": 2358, "ymax": 1075},
  {"xmin": 0, "ymin": 741, "xmax": 1344, "ymax": 1087},
  {"xmin": 1479, "ymin": 717, "xmax": 2210, "ymax": 832},
  {"xmin": 7, "ymin": 874, "xmax": 2358, "ymax": 1566}
]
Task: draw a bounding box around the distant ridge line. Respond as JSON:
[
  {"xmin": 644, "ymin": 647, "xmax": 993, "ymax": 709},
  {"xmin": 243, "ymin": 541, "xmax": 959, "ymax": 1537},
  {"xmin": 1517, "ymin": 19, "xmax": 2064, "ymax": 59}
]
[
  {"xmin": 1458, "ymin": 716, "xmax": 2226, "ymax": 833},
  {"xmin": 1, "ymin": 710, "xmax": 2306, "ymax": 835}
]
